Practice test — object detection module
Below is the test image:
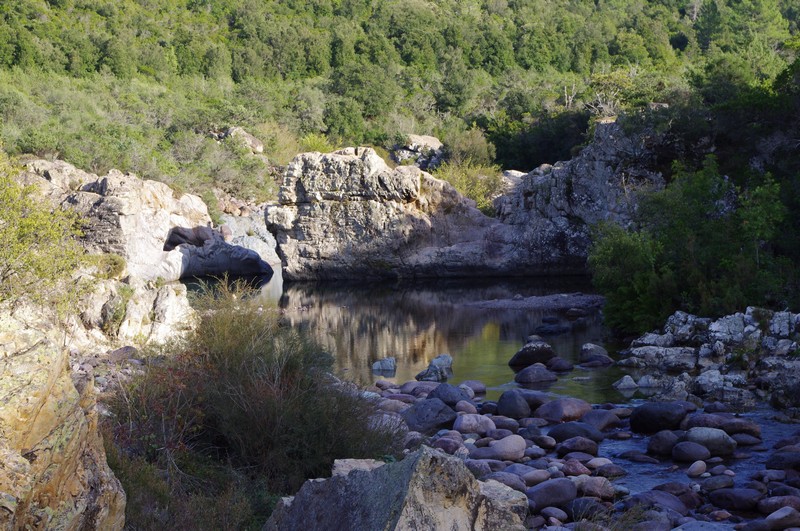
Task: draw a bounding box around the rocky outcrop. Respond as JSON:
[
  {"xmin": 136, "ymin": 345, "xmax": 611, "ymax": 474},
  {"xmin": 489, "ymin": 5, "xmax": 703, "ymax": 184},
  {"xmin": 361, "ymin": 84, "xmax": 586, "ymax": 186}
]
[
  {"xmin": 391, "ymin": 134, "xmax": 444, "ymax": 170},
  {"xmin": 618, "ymin": 307, "xmax": 800, "ymax": 410},
  {"xmin": 0, "ymin": 309, "xmax": 125, "ymax": 530},
  {"xmin": 23, "ymin": 160, "xmax": 272, "ymax": 281},
  {"xmin": 263, "ymin": 446, "xmax": 527, "ymax": 530},
  {"xmin": 267, "ymin": 122, "xmax": 663, "ymax": 280}
]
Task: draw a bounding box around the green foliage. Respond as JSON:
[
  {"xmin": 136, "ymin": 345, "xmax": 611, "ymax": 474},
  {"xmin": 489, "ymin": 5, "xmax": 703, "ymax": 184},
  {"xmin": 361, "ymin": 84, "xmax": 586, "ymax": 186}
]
[
  {"xmin": 590, "ymin": 156, "xmax": 791, "ymax": 333},
  {"xmin": 0, "ymin": 148, "xmax": 84, "ymax": 310},
  {"xmin": 108, "ymin": 280, "xmax": 403, "ymax": 512},
  {"xmin": 86, "ymin": 253, "xmax": 127, "ymax": 280},
  {"xmin": 300, "ymin": 132, "xmax": 335, "ymax": 153},
  {"xmin": 434, "ymin": 161, "xmax": 504, "ymax": 216}
]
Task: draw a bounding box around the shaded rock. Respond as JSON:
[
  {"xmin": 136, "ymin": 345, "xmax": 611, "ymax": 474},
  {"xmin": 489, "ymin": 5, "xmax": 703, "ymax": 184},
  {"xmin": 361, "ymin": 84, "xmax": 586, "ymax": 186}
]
[
  {"xmin": 0, "ymin": 313, "xmax": 125, "ymax": 530},
  {"xmin": 427, "ymin": 383, "xmax": 469, "ymax": 407},
  {"xmin": 595, "ymin": 463, "xmax": 627, "ymax": 478},
  {"xmin": 496, "ymin": 390, "xmax": 532, "ymax": 419},
  {"xmin": 687, "ymin": 461, "xmax": 707, "ymax": 477},
  {"xmin": 470, "ymin": 435, "xmax": 527, "ymax": 461},
  {"xmin": 766, "ymin": 506, "xmax": 800, "ymax": 529},
  {"xmin": 619, "ymin": 489, "xmax": 689, "ymax": 516},
  {"xmin": 400, "ymin": 398, "xmax": 457, "ymax": 434},
  {"xmin": 546, "ymin": 356, "xmax": 574, "ymax": 372},
  {"xmin": 685, "ymin": 427, "xmax": 737, "ymax": 456},
  {"xmin": 757, "ymin": 495, "xmax": 800, "ymax": 514},
  {"xmin": 708, "ymin": 488, "xmax": 762, "ymax": 511},
  {"xmin": 613, "ymin": 374, "xmax": 639, "ymax": 390},
  {"xmin": 700, "ymin": 475, "xmax": 735, "ymax": 491},
  {"xmin": 561, "ymin": 459, "xmax": 592, "ymax": 476},
  {"xmin": 526, "ymin": 478, "xmax": 578, "ymax": 511},
  {"xmin": 618, "ymin": 346, "xmax": 698, "ymax": 371},
  {"xmin": 514, "ymin": 364, "xmax": 557, "ymax": 384},
  {"xmin": 556, "ymin": 437, "xmax": 599, "ymax": 457},
  {"xmin": 453, "ymin": 414, "xmax": 496, "ymax": 436},
  {"xmin": 672, "ymin": 441, "xmax": 712, "ymax": 462},
  {"xmin": 547, "ymin": 422, "xmax": 604, "ymax": 443},
  {"xmin": 648, "ymin": 430, "xmax": 680, "ymax": 456},
  {"xmin": 454, "ymin": 400, "xmax": 478, "ymax": 414},
  {"xmin": 482, "ymin": 472, "xmax": 527, "ymax": 493},
  {"xmin": 508, "ymin": 341, "xmax": 556, "ymax": 369},
  {"xmin": 572, "ymin": 475, "xmax": 615, "ymax": 499},
  {"xmin": 460, "ymin": 380, "xmax": 487, "ymax": 395},
  {"xmin": 631, "ymin": 402, "xmax": 690, "ymax": 434},
  {"xmin": 372, "ymin": 356, "xmax": 397, "ymax": 374},
  {"xmin": 581, "ymin": 409, "xmax": 622, "ymax": 431},
  {"xmin": 264, "ymin": 446, "xmax": 527, "ymax": 530},
  {"xmin": 535, "ymin": 398, "xmax": 592, "ymax": 423}
]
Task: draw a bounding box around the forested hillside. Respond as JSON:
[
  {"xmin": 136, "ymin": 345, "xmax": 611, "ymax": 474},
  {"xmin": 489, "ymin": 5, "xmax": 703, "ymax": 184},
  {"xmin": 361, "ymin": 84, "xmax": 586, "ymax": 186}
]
[{"xmin": 0, "ymin": 0, "xmax": 797, "ymax": 185}]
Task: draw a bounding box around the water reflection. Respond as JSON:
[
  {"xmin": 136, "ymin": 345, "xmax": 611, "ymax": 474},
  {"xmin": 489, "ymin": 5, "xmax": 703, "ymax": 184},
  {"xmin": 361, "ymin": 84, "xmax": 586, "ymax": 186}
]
[{"xmin": 266, "ymin": 276, "xmax": 626, "ymax": 402}]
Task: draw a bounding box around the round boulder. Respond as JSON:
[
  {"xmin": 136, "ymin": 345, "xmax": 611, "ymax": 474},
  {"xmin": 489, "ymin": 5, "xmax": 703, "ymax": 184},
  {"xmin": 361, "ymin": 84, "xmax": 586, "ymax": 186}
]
[
  {"xmin": 427, "ymin": 383, "xmax": 470, "ymax": 407},
  {"xmin": 496, "ymin": 389, "xmax": 532, "ymax": 419},
  {"xmin": 453, "ymin": 413, "xmax": 496, "ymax": 436},
  {"xmin": 685, "ymin": 427, "xmax": 737, "ymax": 456},
  {"xmin": 526, "ymin": 478, "xmax": 578, "ymax": 510},
  {"xmin": 400, "ymin": 398, "xmax": 456, "ymax": 434},
  {"xmin": 514, "ymin": 364, "xmax": 557, "ymax": 384},
  {"xmin": 508, "ymin": 341, "xmax": 556, "ymax": 370},
  {"xmin": 535, "ymin": 398, "xmax": 592, "ymax": 423},
  {"xmin": 630, "ymin": 402, "xmax": 690, "ymax": 434},
  {"xmin": 672, "ymin": 441, "xmax": 711, "ymax": 462}
]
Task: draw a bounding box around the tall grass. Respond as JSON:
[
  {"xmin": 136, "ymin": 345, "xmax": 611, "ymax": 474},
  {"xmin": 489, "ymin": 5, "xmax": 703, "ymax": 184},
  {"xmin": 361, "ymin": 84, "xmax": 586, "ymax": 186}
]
[{"xmin": 106, "ymin": 280, "xmax": 404, "ymax": 527}]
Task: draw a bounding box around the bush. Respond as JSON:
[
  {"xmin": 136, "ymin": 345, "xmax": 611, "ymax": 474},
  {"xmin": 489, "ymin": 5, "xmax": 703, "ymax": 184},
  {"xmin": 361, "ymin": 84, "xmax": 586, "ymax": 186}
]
[
  {"xmin": 0, "ymin": 147, "xmax": 84, "ymax": 310},
  {"xmin": 107, "ymin": 280, "xmax": 403, "ymax": 526},
  {"xmin": 433, "ymin": 161, "xmax": 505, "ymax": 216}
]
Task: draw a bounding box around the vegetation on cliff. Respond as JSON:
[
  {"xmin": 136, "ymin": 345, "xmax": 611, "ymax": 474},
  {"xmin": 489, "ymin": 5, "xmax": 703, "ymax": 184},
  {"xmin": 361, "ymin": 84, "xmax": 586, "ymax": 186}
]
[{"xmin": 0, "ymin": 147, "xmax": 84, "ymax": 310}]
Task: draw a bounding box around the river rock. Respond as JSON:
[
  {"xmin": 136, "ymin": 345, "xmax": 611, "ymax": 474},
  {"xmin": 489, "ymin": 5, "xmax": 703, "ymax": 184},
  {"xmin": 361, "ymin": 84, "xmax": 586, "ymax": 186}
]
[
  {"xmin": 0, "ymin": 311, "xmax": 125, "ymax": 530},
  {"xmin": 648, "ymin": 430, "xmax": 680, "ymax": 455},
  {"xmin": 766, "ymin": 506, "xmax": 800, "ymax": 529},
  {"xmin": 454, "ymin": 414, "xmax": 495, "ymax": 436},
  {"xmin": 708, "ymin": 488, "xmax": 762, "ymax": 511},
  {"xmin": 684, "ymin": 427, "xmax": 737, "ymax": 456},
  {"xmin": 482, "ymin": 472, "xmax": 527, "ymax": 493},
  {"xmin": 496, "ymin": 390, "xmax": 532, "ymax": 419},
  {"xmin": 672, "ymin": 441, "xmax": 711, "ymax": 462},
  {"xmin": 757, "ymin": 495, "xmax": 800, "ymax": 514},
  {"xmin": 546, "ymin": 356, "xmax": 575, "ymax": 371},
  {"xmin": 264, "ymin": 446, "xmax": 527, "ymax": 530},
  {"xmin": 613, "ymin": 375, "xmax": 639, "ymax": 390},
  {"xmin": 535, "ymin": 398, "xmax": 592, "ymax": 423},
  {"xmin": 548, "ymin": 422, "xmax": 604, "ymax": 443},
  {"xmin": 687, "ymin": 460, "xmax": 707, "ymax": 477},
  {"xmin": 372, "ymin": 356, "xmax": 397, "ymax": 373},
  {"xmin": 400, "ymin": 398, "xmax": 457, "ymax": 434},
  {"xmin": 508, "ymin": 340, "xmax": 556, "ymax": 369},
  {"xmin": 630, "ymin": 402, "xmax": 690, "ymax": 434},
  {"xmin": 526, "ymin": 478, "xmax": 579, "ymax": 511},
  {"xmin": 618, "ymin": 346, "xmax": 698, "ymax": 372},
  {"xmin": 460, "ymin": 380, "xmax": 487, "ymax": 395},
  {"xmin": 427, "ymin": 383, "xmax": 469, "ymax": 407},
  {"xmin": 581, "ymin": 409, "xmax": 622, "ymax": 431},
  {"xmin": 514, "ymin": 363, "xmax": 557, "ymax": 384},
  {"xmin": 560, "ymin": 459, "xmax": 592, "ymax": 476},
  {"xmin": 470, "ymin": 434, "xmax": 527, "ymax": 461},
  {"xmin": 572, "ymin": 475, "xmax": 615, "ymax": 499},
  {"xmin": 556, "ymin": 437, "xmax": 598, "ymax": 457}
]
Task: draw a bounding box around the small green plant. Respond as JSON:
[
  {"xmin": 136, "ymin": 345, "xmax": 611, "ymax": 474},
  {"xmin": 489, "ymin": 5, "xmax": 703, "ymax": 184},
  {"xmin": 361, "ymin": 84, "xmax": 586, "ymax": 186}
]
[
  {"xmin": 433, "ymin": 161, "xmax": 504, "ymax": 216},
  {"xmin": 102, "ymin": 284, "xmax": 135, "ymax": 336},
  {"xmin": 0, "ymin": 147, "xmax": 86, "ymax": 313},
  {"xmin": 300, "ymin": 132, "xmax": 335, "ymax": 153},
  {"xmin": 86, "ymin": 253, "xmax": 126, "ymax": 280}
]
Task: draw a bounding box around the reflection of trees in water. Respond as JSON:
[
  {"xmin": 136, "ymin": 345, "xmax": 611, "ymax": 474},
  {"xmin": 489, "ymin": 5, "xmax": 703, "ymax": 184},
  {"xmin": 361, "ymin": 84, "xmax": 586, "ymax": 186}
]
[{"xmin": 278, "ymin": 281, "xmax": 606, "ymax": 382}]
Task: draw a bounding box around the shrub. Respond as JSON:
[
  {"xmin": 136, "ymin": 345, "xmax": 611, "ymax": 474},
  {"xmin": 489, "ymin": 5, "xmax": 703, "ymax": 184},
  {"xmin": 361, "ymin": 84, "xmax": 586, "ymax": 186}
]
[
  {"xmin": 299, "ymin": 132, "xmax": 335, "ymax": 153},
  {"xmin": 107, "ymin": 279, "xmax": 403, "ymax": 525},
  {"xmin": 0, "ymin": 147, "xmax": 85, "ymax": 310},
  {"xmin": 433, "ymin": 161, "xmax": 505, "ymax": 216}
]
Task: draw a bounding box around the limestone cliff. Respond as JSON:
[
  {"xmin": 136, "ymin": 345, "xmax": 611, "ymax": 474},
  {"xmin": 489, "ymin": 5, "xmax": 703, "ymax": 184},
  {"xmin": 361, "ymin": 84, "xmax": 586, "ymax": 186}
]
[
  {"xmin": 0, "ymin": 310, "xmax": 125, "ymax": 530},
  {"xmin": 267, "ymin": 122, "xmax": 663, "ymax": 280}
]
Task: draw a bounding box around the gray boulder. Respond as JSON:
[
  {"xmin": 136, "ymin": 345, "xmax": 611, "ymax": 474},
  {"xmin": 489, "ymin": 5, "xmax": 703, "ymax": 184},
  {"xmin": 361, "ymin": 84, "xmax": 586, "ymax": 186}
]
[
  {"xmin": 508, "ymin": 341, "xmax": 556, "ymax": 369},
  {"xmin": 630, "ymin": 402, "xmax": 691, "ymax": 434},
  {"xmin": 526, "ymin": 478, "xmax": 578, "ymax": 510},
  {"xmin": 514, "ymin": 364, "xmax": 557, "ymax": 385},
  {"xmin": 263, "ymin": 447, "xmax": 527, "ymax": 530},
  {"xmin": 400, "ymin": 398, "xmax": 456, "ymax": 434},
  {"xmin": 496, "ymin": 390, "xmax": 532, "ymax": 419},
  {"xmin": 684, "ymin": 427, "xmax": 737, "ymax": 456}
]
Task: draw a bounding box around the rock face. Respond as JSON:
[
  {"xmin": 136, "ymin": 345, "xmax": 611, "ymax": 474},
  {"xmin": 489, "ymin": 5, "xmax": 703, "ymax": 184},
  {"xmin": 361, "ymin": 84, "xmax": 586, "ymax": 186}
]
[
  {"xmin": 263, "ymin": 446, "xmax": 527, "ymax": 530},
  {"xmin": 267, "ymin": 122, "xmax": 663, "ymax": 280},
  {"xmin": 0, "ymin": 310, "xmax": 125, "ymax": 530},
  {"xmin": 24, "ymin": 160, "xmax": 272, "ymax": 281}
]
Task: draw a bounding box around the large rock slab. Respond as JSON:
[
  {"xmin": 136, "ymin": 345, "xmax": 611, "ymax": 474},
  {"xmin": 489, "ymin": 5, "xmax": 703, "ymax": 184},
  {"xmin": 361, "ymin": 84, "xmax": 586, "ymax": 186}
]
[
  {"xmin": 0, "ymin": 311, "xmax": 125, "ymax": 530},
  {"xmin": 268, "ymin": 122, "xmax": 663, "ymax": 280},
  {"xmin": 264, "ymin": 446, "xmax": 527, "ymax": 530}
]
